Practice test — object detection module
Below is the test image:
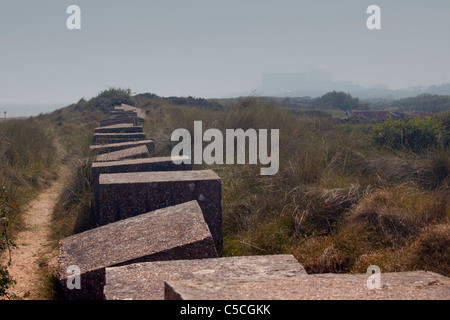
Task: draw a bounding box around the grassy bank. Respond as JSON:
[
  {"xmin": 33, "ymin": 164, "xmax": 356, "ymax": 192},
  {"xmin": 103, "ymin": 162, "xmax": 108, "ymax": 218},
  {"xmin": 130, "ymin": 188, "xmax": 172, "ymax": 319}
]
[
  {"xmin": 138, "ymin": 96, "xmax": 450, "ymax": 276},
  {"xmin": 0, "ymin": 117, "xmax": 59, "ymax": 298},
  {"xmin": 39, "ymin": 89, "xmax": 449, "ymax": 293}
]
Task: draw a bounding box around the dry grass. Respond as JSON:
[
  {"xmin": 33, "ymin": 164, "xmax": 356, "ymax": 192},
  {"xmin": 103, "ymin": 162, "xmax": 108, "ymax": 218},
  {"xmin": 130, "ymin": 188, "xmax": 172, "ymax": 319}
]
[
  {"xmin": 135, "ymin": 96, "xmax": 450, "ymax": 276},
  {"xmin": 37, "ymin": 94, "xmax": 450, "ymax": 281}
]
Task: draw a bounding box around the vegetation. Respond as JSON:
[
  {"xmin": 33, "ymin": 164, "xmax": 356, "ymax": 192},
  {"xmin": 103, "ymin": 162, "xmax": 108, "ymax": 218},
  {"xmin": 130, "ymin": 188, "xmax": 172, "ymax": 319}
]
[
  {"xmin": 313, "ymin": 91, "xmax": 368, "ymax": 111},
  {"xmin": 0, "ymin": 187, "xmax": 19, "ymax": 299},
  {"xmin": 3, "ymin": 87, "xmax": 449, "ymax": 299},
  {"xmin": 373, "ymin": 114, "xmax": 449, "ymax": 152},
  {"xmin": 86, "ymin": 88, "xmax": 136, "ymax": 113},
  {"xmin": 0, "ymin": 118, "xmax": 58, "ymax": 298},
  {"xmin": 391, "ymin": 94, "xmax": 450, "ymax": 114},
  {"xmin": 45, "ymin": 90, "xmax": 124, "ymax": 240},
  {"xmin": 137, "ymin": 95, "xmax": 449, "ymax": 276},
  {"xmin": 1, "ymin": 88, "xmax": 130, "ymax": 298}
]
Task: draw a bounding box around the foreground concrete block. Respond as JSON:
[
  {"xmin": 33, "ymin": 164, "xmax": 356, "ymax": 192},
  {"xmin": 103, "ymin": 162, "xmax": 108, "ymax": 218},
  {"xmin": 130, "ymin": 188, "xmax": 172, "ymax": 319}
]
[
  {"xmin": 90, "ymin": 140, "xmax": 155, "ymax": 155},
  {"xmin": 164, "ymin": 271, "xmax": 450, "ymax": 300},
  {"xmin": 93, "ymin": 133, "xmax": 147, "ymax": 144},
  {"xmin": 94, "ymin": 124, "xmax": 143, "ymax": 134},
  {"xmin": 58, "ymin": 201, "xmax": 218, "ymax": 300},
  {"xmin": 94, "ymin": 145, "xmax": 150, "ymax": 162},
  {"xmin": 97, "ymin": 170, "xmax": 222, "ymax": 251},
  {"xmin": 104, "ymin": 255, "xmax": 307, "ymax": 300}
]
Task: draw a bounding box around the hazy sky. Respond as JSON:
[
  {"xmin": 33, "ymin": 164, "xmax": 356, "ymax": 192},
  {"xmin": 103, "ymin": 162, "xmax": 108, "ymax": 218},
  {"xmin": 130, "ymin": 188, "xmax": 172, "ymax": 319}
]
[{"xmin": 1, "ymin": 0, "xmax": 450, "ymax": 105}]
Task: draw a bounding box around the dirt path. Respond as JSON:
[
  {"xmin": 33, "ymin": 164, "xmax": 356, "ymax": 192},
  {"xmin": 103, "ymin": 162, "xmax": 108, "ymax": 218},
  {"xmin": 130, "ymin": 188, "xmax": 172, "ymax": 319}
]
[{"xmin": 6, "ymin": 169, "xmax": 67, "ymax": 300}]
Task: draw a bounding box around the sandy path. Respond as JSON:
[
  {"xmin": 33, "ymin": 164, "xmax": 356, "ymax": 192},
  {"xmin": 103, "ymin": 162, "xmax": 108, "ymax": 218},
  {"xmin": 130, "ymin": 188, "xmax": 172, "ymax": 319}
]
[{"xmin": 5, "ymin": 171, "xmax": 66, "ymax": 300}]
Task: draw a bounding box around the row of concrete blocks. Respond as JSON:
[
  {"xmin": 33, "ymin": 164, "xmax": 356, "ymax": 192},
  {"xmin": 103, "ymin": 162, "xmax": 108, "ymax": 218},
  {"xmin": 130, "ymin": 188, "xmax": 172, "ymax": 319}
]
[
  {"xmin": 58, "ymin": 107, "xmax": 450, "ymax": 300},
  {"xmin": 99, "ymin": 104, "xmax": 146, "ymax": 128},
  {"xmin": 58, "ymin": 105, "xmax": 227, "ymax": 300}
]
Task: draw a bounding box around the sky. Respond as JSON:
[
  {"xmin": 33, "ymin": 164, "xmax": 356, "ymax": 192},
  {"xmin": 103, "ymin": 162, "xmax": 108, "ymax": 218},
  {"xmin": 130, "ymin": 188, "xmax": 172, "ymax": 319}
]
[{"xmin": 1, "ymin": 0, "xmax": 450, "ymax": 110}]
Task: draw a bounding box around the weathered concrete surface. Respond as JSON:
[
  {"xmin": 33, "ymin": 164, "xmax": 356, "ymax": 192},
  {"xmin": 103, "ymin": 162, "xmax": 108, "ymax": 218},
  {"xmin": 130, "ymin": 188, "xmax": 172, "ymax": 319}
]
[
  {"xmin": 94, "ymin": 138, "xmax": 146, "ymax": 144},
  {"xmin": 100, "ymin": 117, "xmax": 137, "ymax": 127},
  {"xmin": 92, "ymin": 156, "xmax": 192, "ymax": 187},
  {"xmin": 90, "ymin": 140, "xmax": 155, "ymax": 155},
  {"xmin": 94, "ymin": 145, "xmax": 150, "ymax": 162},
  {"xmin": 104, "ymin": 255, "xmax": 307, "ymax": 300},
  {"xmin": 164, "ymin": 271, "xmax": 450, "ymax": 300},
  {"xmin": 58, "ymin": 201, "xmax": 218, "ymax": 300},
  {"xmin": 92, "ymin": 156, "xmax": 192, "ymax": 222},
  {"xmin": 94, "ymin": 124, "xmax": 143, "ymax": 134},
  {"xmin": 93, "ymin": 133, "xmax": 147, "ymax": 144},
  {"xmin": 110, "ymin": 111, "xmax": 138, "ymax": 118},
  {"xmin": 97, "ymin": 170, "xmax": 222, "ymax": 252}
]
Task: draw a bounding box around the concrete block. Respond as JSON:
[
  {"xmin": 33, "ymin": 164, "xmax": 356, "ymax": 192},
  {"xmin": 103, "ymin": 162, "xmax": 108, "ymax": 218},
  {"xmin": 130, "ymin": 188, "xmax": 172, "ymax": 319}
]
[
  {"xmin": 94, "ymin": 145, "xmax": 150, "ymax": 162},
  {"xmin": 92, "ymin": 156, "xmax": 192, "ymax": 221},
  {"xmin": 104, "ymin": 255, "xmax": 307, "ymax": 300},
  {"xmin": 94, "ymin": 124, "xmax": 143, "ymax": 134},
  {"xmin": 91, "ymin": 156, "xmax": 192, "ymax": 187},
  {"xmin": 97, "ymin": 170, "xmax": 222, "ymax": 252},
  {"xmin": 164, "ymin": 271, "xmax": 450, "ymax": 300},
  {"xmin": 114, "ymin": 104, "xmax": 145, "ymax": 120},
  {"xmin": 100, "ymin": 117, "xmax": 137, "ymax": 127},
  {"xmin": 93, "ymin": 133, "xmax": 147, "ymax": 144},
  {"xmin": 90, "ymin": 140, "xmax": 155, "ymax": 155},
  {"xmin": 58, "ymin": 201, "xmax": 218, "ymax": 300},
  {"xmin": 110, "ymin": 111, "xmax": 138, "ymax": 119}
]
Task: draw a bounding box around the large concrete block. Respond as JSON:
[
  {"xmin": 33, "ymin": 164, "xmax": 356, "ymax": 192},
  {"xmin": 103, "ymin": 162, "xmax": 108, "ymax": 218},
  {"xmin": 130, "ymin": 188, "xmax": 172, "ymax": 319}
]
[
  {"xmin": 93, "ymin": 133, "xmax": 147, "ymax": 144},
  {"xmin": 90, "ymin": 140, "xmax": 155, "ymax": 155},
  {"xmin": 92, "ymin": 156, "xmax": 192, "ymax": 221},
  {"xmin": 94, "ymin": 145, "xmax": 150, "ymax": 162},
  {"xmin": 97, "ymin": 170, "xmax": 222, "ymax": 252},
  {"xmin": 164, "ymin": 271, "xmax": 450, "ymax": 300},
  {"xmin": 104, "ymin": 255, "xmax": 307, "ymax": 300},
  {"xmin": 58, "ymin": 201, "xmax": 218, "ymax": 300},
  {"xmin": 94, "ymin": 124, "xmax": 143, "ymax": 134}
]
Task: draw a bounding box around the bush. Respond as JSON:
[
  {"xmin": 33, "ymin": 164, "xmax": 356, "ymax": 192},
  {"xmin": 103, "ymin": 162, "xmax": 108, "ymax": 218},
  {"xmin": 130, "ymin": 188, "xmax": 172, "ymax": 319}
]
[
  {"xmin": 86, "ymin": 88, "xmax": 135, "ymax": 113},
  {"xmin": 314, "ymin": 91, "xmax": 367, "ymax": 111},
  {"xmin": 373, "ymin": 115, "xmax": 448, "ymax": 152},
  {"xmin": 0, "ymin": 187, "xmax": 19, "ymax": 298},
  {"xmin": 0, "ymin": 118, "xmax": 58, "ymax": 191},
  {"xmin": 413, "ymin": 224, "xmax": 450, "ymax": 276},
  {"xmin": 293, "ymin": 185, "xmax": 364, "ymax": 236}
]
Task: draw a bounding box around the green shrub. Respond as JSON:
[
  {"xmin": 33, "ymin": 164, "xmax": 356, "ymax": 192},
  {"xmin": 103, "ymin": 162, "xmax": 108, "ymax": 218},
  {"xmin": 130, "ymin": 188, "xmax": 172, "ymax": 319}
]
[
  {"xmin": 314, "ymin": 91, "xmax": 367, "ymax": 111},
  {"xmin": 86, "ymin": 88, "xmax": 135, "ymax": 113},
  {"xmin": 372, "ymin": 115, "xmax": 448, "ymax": 152}
]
